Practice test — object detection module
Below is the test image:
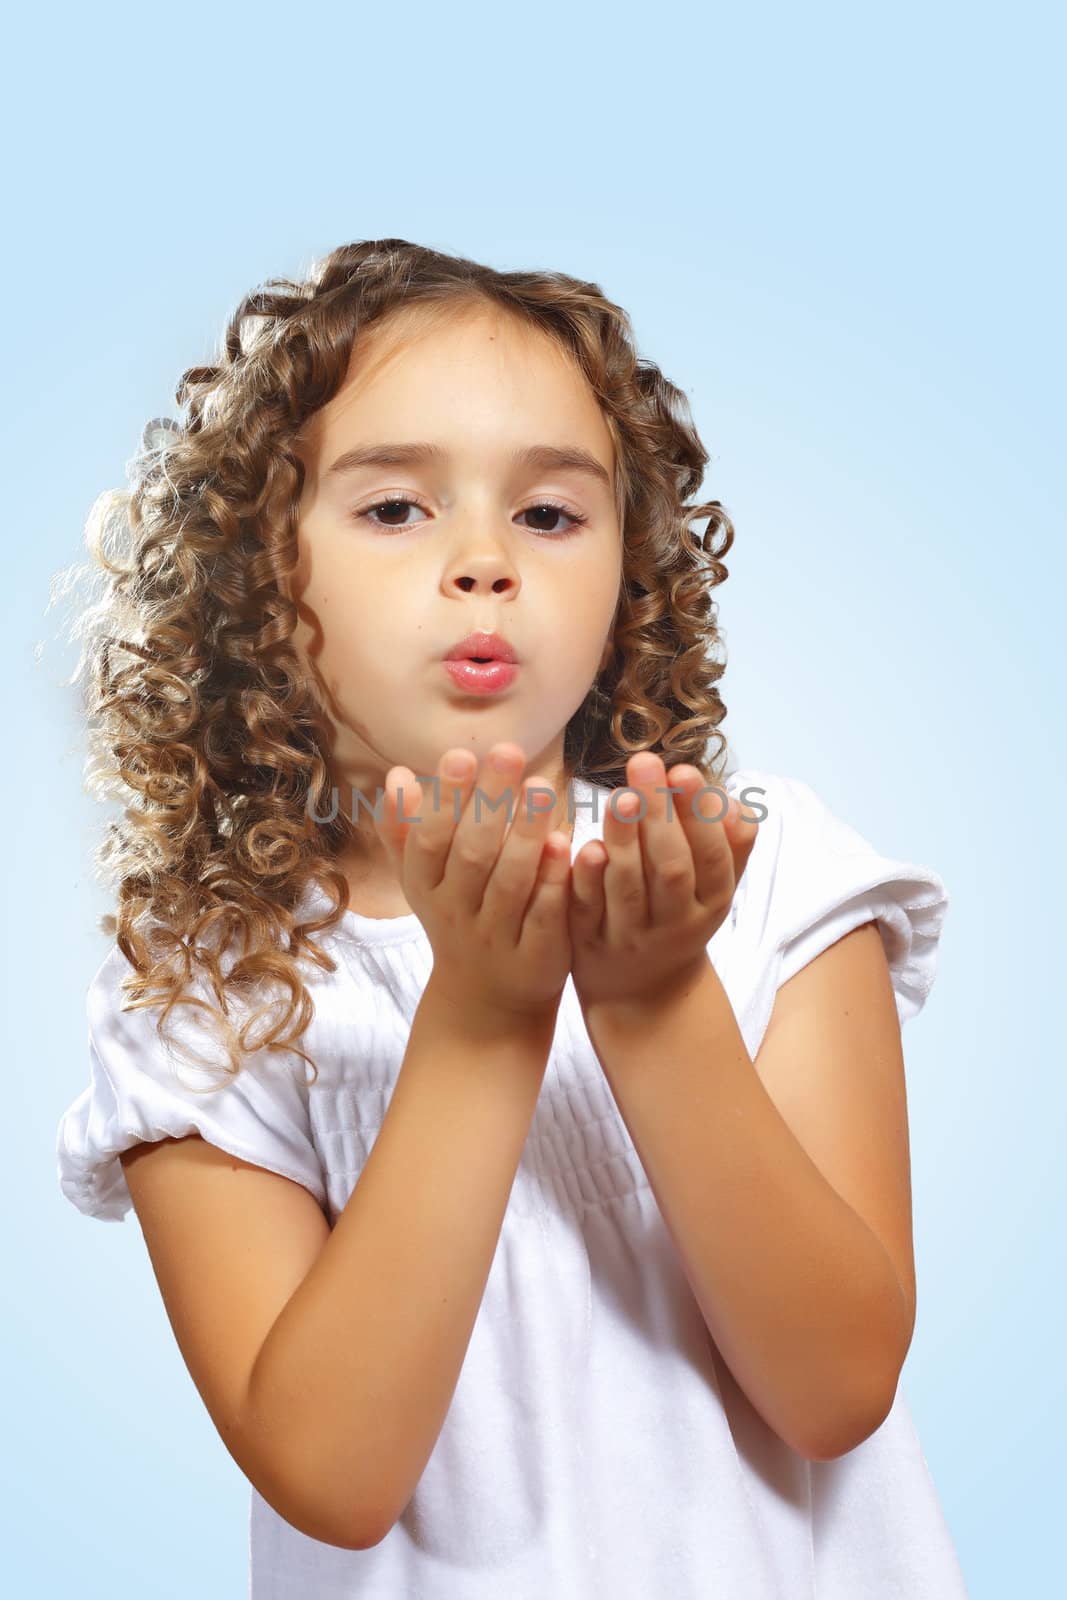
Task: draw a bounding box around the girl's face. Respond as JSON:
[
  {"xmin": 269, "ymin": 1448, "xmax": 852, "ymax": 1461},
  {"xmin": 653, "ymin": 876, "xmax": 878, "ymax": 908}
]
[{"xmin": 286, "ymin": 303, "xmax": 623, "ymax": 829}]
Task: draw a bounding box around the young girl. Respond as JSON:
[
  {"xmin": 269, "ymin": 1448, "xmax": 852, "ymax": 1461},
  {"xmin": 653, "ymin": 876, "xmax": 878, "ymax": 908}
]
[{"xmin": 56, "ymin": 238, "xmax": 969, "ymax": 1598}]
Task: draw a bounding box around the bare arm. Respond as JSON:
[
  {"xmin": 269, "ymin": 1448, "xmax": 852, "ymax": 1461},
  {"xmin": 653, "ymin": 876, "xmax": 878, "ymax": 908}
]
[
  {"xmin": 581, "ymin": 930, "xmax": 914, "ymax": 1462},
  {"xmin": 120, "ymin": 744, "xmax": 569, "ymax": 1551},
  {"xmin": 246, "ymin": 977, "xmax": 555, "ymax": 1548}
]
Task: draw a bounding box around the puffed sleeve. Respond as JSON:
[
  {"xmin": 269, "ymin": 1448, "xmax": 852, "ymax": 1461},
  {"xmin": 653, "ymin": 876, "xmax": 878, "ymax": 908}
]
[
  {"xmin": 56, "ymin": 943, "xmax": 328, "ymax": 1222},
  {"xmin": 727, "ymin": 768, "xmax": 949, "ymax": 1056}
]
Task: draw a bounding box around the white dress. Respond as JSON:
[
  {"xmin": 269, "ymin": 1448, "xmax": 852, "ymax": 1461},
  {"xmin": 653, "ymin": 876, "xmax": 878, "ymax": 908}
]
[{"xmin": 56, "ymin": 768, "xmax": 970, "ymax": 1599}]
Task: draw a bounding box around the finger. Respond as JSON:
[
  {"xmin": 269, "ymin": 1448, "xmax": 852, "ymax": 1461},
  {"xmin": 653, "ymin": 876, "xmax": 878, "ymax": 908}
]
[
  {"xmin": 376, "ymin": 765, "xmax": 418, "ymax": 861},
  {"xmin": 403, "ymin": 747, "xmax": 479, "ymax": 900},
  {"xmin": 602, "ymin": 784, "xmax": 648, "ymax": 942},
  {"xmin": 518, "ymin": 828, "xmax": 573, "ymax": 953},
  {"xmin": 666, "ymin": 766, "xmax": 736, "ymax": 909},
  {"xmin": 626, "ymin": 751, "xmax": 696, "ymax": 925},
  {"xmin": 723, "ymin": 792, "xmax": 761, "ymax": 886},
  {"xmin": 383, "ymin": 765, "xmax": 438, "ymax": 880},
  {"xmin": 569, "ymin": 839, "xmax": 607, "ymax": 946},
  {"xmin": 444, "ymin": 743, "xmax": 527, "ymax": 915},
  {"xmin": 480, "ymin": 772, "xmax": 562, "ymax": 942}
]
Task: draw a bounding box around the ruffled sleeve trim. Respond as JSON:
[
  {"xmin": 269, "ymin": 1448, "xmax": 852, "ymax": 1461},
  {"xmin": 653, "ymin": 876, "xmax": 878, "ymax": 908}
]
[
  {"xmin": 727, "ymin": 769, "xmax": 950, "ymax": 1048},
  {"xmin": 56, "ymin": 945, "xmax": 327, "ymax": 1222}
]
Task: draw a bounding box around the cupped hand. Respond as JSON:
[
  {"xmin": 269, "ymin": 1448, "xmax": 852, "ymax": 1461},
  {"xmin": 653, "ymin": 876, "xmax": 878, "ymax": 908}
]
[
  {"xmin": 568, "ymin": 751, "xmax": 759, "ymax": 1013},
  {"xmin": 373, "ymin": 743, "xmax": 573, "ymax": 1028}
]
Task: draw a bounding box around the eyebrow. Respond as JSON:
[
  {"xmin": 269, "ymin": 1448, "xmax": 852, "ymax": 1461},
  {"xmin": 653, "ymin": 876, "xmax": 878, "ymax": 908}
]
[{"xmin": 325, "ymin": 440, "xmax": 613, "ymax": 493}]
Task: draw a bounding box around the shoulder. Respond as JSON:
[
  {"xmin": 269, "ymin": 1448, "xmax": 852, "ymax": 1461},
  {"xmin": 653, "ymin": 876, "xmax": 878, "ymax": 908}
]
[
  {"xmin": 723, "ymin": 765, "xmax": 950, "ymax": 1029},
  {"xmin": 58, "ymin": 938, "xmax": 327, "ymax": 1223},
  {"xmin": 718, "ymin": 767, "xmax": 826, "ymax": 931}
]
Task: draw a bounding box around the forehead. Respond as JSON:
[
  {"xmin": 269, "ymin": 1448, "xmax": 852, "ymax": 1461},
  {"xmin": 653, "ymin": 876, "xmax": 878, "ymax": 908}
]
[
  {"xmin": 349, "ymin": 299, "xmax": 578, "ymax": 384},
  {"xmin": 308, "ymin": 301, "xmax": 616, "ymax": 464}
]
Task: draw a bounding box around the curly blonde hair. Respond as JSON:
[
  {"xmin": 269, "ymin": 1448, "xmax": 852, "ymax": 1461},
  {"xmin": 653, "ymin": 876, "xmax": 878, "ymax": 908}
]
[{"xmin": 54, "ymin": 238, "xmax": 736, "ymax": 1086}]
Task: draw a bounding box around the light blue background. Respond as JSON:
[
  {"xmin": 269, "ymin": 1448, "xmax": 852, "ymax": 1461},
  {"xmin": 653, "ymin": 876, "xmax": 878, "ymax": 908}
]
[{"xmin": 7, "ymin": 0, "xmax": 1061, "ymax": 1593}]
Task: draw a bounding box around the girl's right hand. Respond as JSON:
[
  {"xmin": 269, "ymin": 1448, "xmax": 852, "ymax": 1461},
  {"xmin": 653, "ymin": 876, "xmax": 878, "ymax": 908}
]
[{"xmin": 373, "ymin": 743, "xmax": 573, "ymax": 1028}]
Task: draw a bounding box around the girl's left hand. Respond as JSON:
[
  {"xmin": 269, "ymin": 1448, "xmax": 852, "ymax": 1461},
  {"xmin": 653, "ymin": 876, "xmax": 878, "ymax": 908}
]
[{"xmin": 569, "ymin": 751, "xmax": 759, "ymax": 1013}]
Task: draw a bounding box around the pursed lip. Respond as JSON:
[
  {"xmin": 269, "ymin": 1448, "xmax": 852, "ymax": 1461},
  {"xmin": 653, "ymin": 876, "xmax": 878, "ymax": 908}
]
[{"xmin": 443, "ymin": 630, "xmax": 519, "ymax": 664}]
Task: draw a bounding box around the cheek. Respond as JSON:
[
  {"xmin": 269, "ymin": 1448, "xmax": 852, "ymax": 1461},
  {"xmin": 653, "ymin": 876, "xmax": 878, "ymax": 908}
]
[
  {"xmin": 582, "ymin": 543, "xmax": 623, "ymax": 621},
  {"xmin": 318, "ymin": 579, "xmax": 420, "ymax": 691},
  {"xmin": 567, "ymin": 567, "xmax": 621, "ymax": 645},
  {"xmin": 300, "ymin": 539, "xmax": 382, "ymax": 649}
]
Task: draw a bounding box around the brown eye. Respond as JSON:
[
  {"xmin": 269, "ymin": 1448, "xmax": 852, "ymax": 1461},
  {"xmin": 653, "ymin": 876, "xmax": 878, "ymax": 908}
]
[
  {"xmin": 349, "ymin": 496, "xmax": 589, "ymax": 538},
  {"xmin": 518, "ymin": 502, "xmax": 589, "ymax": 537},
  {"xmin": 350, "ymin": 497, "xmax": 428, "ymax": 530}
]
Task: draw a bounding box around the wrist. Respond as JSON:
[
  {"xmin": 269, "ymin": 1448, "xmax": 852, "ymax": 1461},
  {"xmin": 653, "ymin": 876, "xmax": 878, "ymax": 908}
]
[
  {"xmin": 422, "ymin": 975, "xmax": 561, "ymax": 1050},
  {"xmin": 578, "ymin": 952, "xmax": 714, "ymax": 1035}
]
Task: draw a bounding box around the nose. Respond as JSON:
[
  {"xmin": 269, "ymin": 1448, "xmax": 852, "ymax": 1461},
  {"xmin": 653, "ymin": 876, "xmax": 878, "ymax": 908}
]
[{"xmin": 443, "ymin": 544, "xmax": 520, "ymax": 597}]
